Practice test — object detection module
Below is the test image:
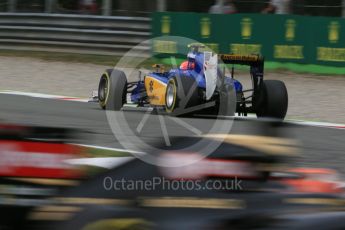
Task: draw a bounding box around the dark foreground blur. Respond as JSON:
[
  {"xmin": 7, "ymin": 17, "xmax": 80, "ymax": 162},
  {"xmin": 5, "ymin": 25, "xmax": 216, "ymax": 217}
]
[{"xmin": 0, "ymin": 121, "xmax": 345, "ymax": 230}]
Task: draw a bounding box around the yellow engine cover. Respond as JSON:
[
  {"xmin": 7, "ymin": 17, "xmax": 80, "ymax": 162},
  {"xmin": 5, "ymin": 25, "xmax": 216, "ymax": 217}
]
[{"xmin": 144, "ymin": 76, "xmax": 167, "ymax": 106}]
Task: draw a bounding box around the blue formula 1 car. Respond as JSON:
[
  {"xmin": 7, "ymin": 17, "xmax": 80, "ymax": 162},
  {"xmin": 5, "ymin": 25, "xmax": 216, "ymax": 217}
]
[{"xmin": 98, "ymin": 45, "xmax": 288, "ymax": 119}]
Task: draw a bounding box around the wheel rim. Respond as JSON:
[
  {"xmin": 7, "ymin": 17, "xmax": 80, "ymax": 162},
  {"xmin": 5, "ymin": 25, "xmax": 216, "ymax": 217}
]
[
  {"xmin": 99, "ymin": 76, "xmax": 108, "ymax": 102},
  {"xmin": 166, "ymin": 83, "xmax": 175, "ymax": 108}
]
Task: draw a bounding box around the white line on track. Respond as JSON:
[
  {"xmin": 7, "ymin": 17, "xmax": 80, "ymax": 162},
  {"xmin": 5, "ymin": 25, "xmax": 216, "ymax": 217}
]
[
  {"xmin": 67, "ymin": 144, "xmax": 142, "ymax": 169},
  {"xmin": 287, "ymin": 120, "xmax": 345, "ymax": 129},
  {"xmin": 0, "ymin": 90, "xmax": 89, "ymax": 102},
  {"xmin": 74, "ymin": 143, "xmax": 146, "ymax": 155},
  {"xmin": 66, "ymin": 157, "xmax": 134, "ymax": 169}
]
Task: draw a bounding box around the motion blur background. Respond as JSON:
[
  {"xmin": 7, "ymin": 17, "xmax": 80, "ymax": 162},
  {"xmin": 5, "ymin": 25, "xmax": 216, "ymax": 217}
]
[{"xmin": 0, "ymin": 0, "xmax": 344, "ymax": 16}]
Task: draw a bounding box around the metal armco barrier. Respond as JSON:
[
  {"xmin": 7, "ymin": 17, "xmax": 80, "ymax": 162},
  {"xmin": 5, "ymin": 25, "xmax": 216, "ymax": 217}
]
[{"xmin": 0, "ymin": 13, "xmax": 150, "ymax": 56}]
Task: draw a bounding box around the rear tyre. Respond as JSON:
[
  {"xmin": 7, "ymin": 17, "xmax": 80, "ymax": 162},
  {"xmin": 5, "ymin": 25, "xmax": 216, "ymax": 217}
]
[
  {"xmin": 165, "ymin": 76, "xmax": 199, "ymax": 116},
  {"xmin": 98, "ymin": 69, "xmax": 127, "ymax": 110},
  {"xmin": 256, "ymin": 80, "xmax": 288, "ymax": 119}
]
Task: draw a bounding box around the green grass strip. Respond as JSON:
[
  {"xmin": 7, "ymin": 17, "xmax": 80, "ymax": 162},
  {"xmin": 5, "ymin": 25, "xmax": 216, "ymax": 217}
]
[
  {"xmin": 1, "ymin": 50, "xmax": 344, "ymax": 75},
  {"xmin": 265, "ymin": 62, "xmax": 345, "ymax": 75},
  {"xmin": 86, "ymin": 147, "xmax": 131, "ymax": 158}
]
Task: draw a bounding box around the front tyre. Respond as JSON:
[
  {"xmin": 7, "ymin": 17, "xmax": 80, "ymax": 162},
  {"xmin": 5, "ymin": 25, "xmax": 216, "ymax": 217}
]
[
  {"xmin": 256, "ymin": 80, "xmax": 288, "ymax": 119},
  {"xmin": 165, "ymin": 76, "xmax": 199, "ymax": 116},
  {"xmin": 98, "ymin": 69, "xmax": 127, "ymax": 110}
]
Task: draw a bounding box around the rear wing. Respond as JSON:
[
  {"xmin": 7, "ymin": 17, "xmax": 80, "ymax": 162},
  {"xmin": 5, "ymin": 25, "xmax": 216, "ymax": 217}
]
[
  {"xmin": 219, "ymin": 54, "xmax": 264, "ymax": 92},
  {"xmin": 219, "ymin": 54, "xmax": 264, "ymax": 66}
]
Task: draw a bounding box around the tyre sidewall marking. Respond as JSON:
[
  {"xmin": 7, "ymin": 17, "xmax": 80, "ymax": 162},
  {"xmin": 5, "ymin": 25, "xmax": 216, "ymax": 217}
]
[
  {"xmin": 100, "ymin": 71, "xmax": 111, "ymax": 108},
  {"xmin": 165, "ymin": 78, "xmax": 177, "ymax": 113}
]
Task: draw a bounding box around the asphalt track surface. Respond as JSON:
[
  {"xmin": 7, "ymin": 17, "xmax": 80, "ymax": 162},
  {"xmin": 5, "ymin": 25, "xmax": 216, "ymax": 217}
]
[{"xmin": 0, "ymin": 94, "xmax": 345, "ymax": 175}]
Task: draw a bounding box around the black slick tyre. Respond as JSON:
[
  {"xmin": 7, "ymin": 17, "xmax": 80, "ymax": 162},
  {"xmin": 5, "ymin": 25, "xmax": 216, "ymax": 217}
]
[
  {"xmin": 256, "ymin": 80, "xmax": 288, "ymax": 119},
  {"xmin": 98, "ymin": 69, "xmax": 127, "ymax": 111}
]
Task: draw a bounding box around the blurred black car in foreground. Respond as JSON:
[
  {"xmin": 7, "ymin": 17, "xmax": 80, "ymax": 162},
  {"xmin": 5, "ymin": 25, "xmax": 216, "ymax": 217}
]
[{"xmin": 0, "ymin": 122, "xmax": 344, "ymax": 230}]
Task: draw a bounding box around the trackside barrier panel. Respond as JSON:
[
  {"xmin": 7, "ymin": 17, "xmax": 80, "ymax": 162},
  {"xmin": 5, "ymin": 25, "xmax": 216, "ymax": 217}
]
[{"xmin": 152, "ymin": 12, "xmax": 345, "ymax": 67}]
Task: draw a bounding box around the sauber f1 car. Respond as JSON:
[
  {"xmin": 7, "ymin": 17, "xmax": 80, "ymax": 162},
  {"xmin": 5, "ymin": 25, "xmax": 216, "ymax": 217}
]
[{"xmin": 97, "ymin": 44, "xmax": 288, "ymax": 119}]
